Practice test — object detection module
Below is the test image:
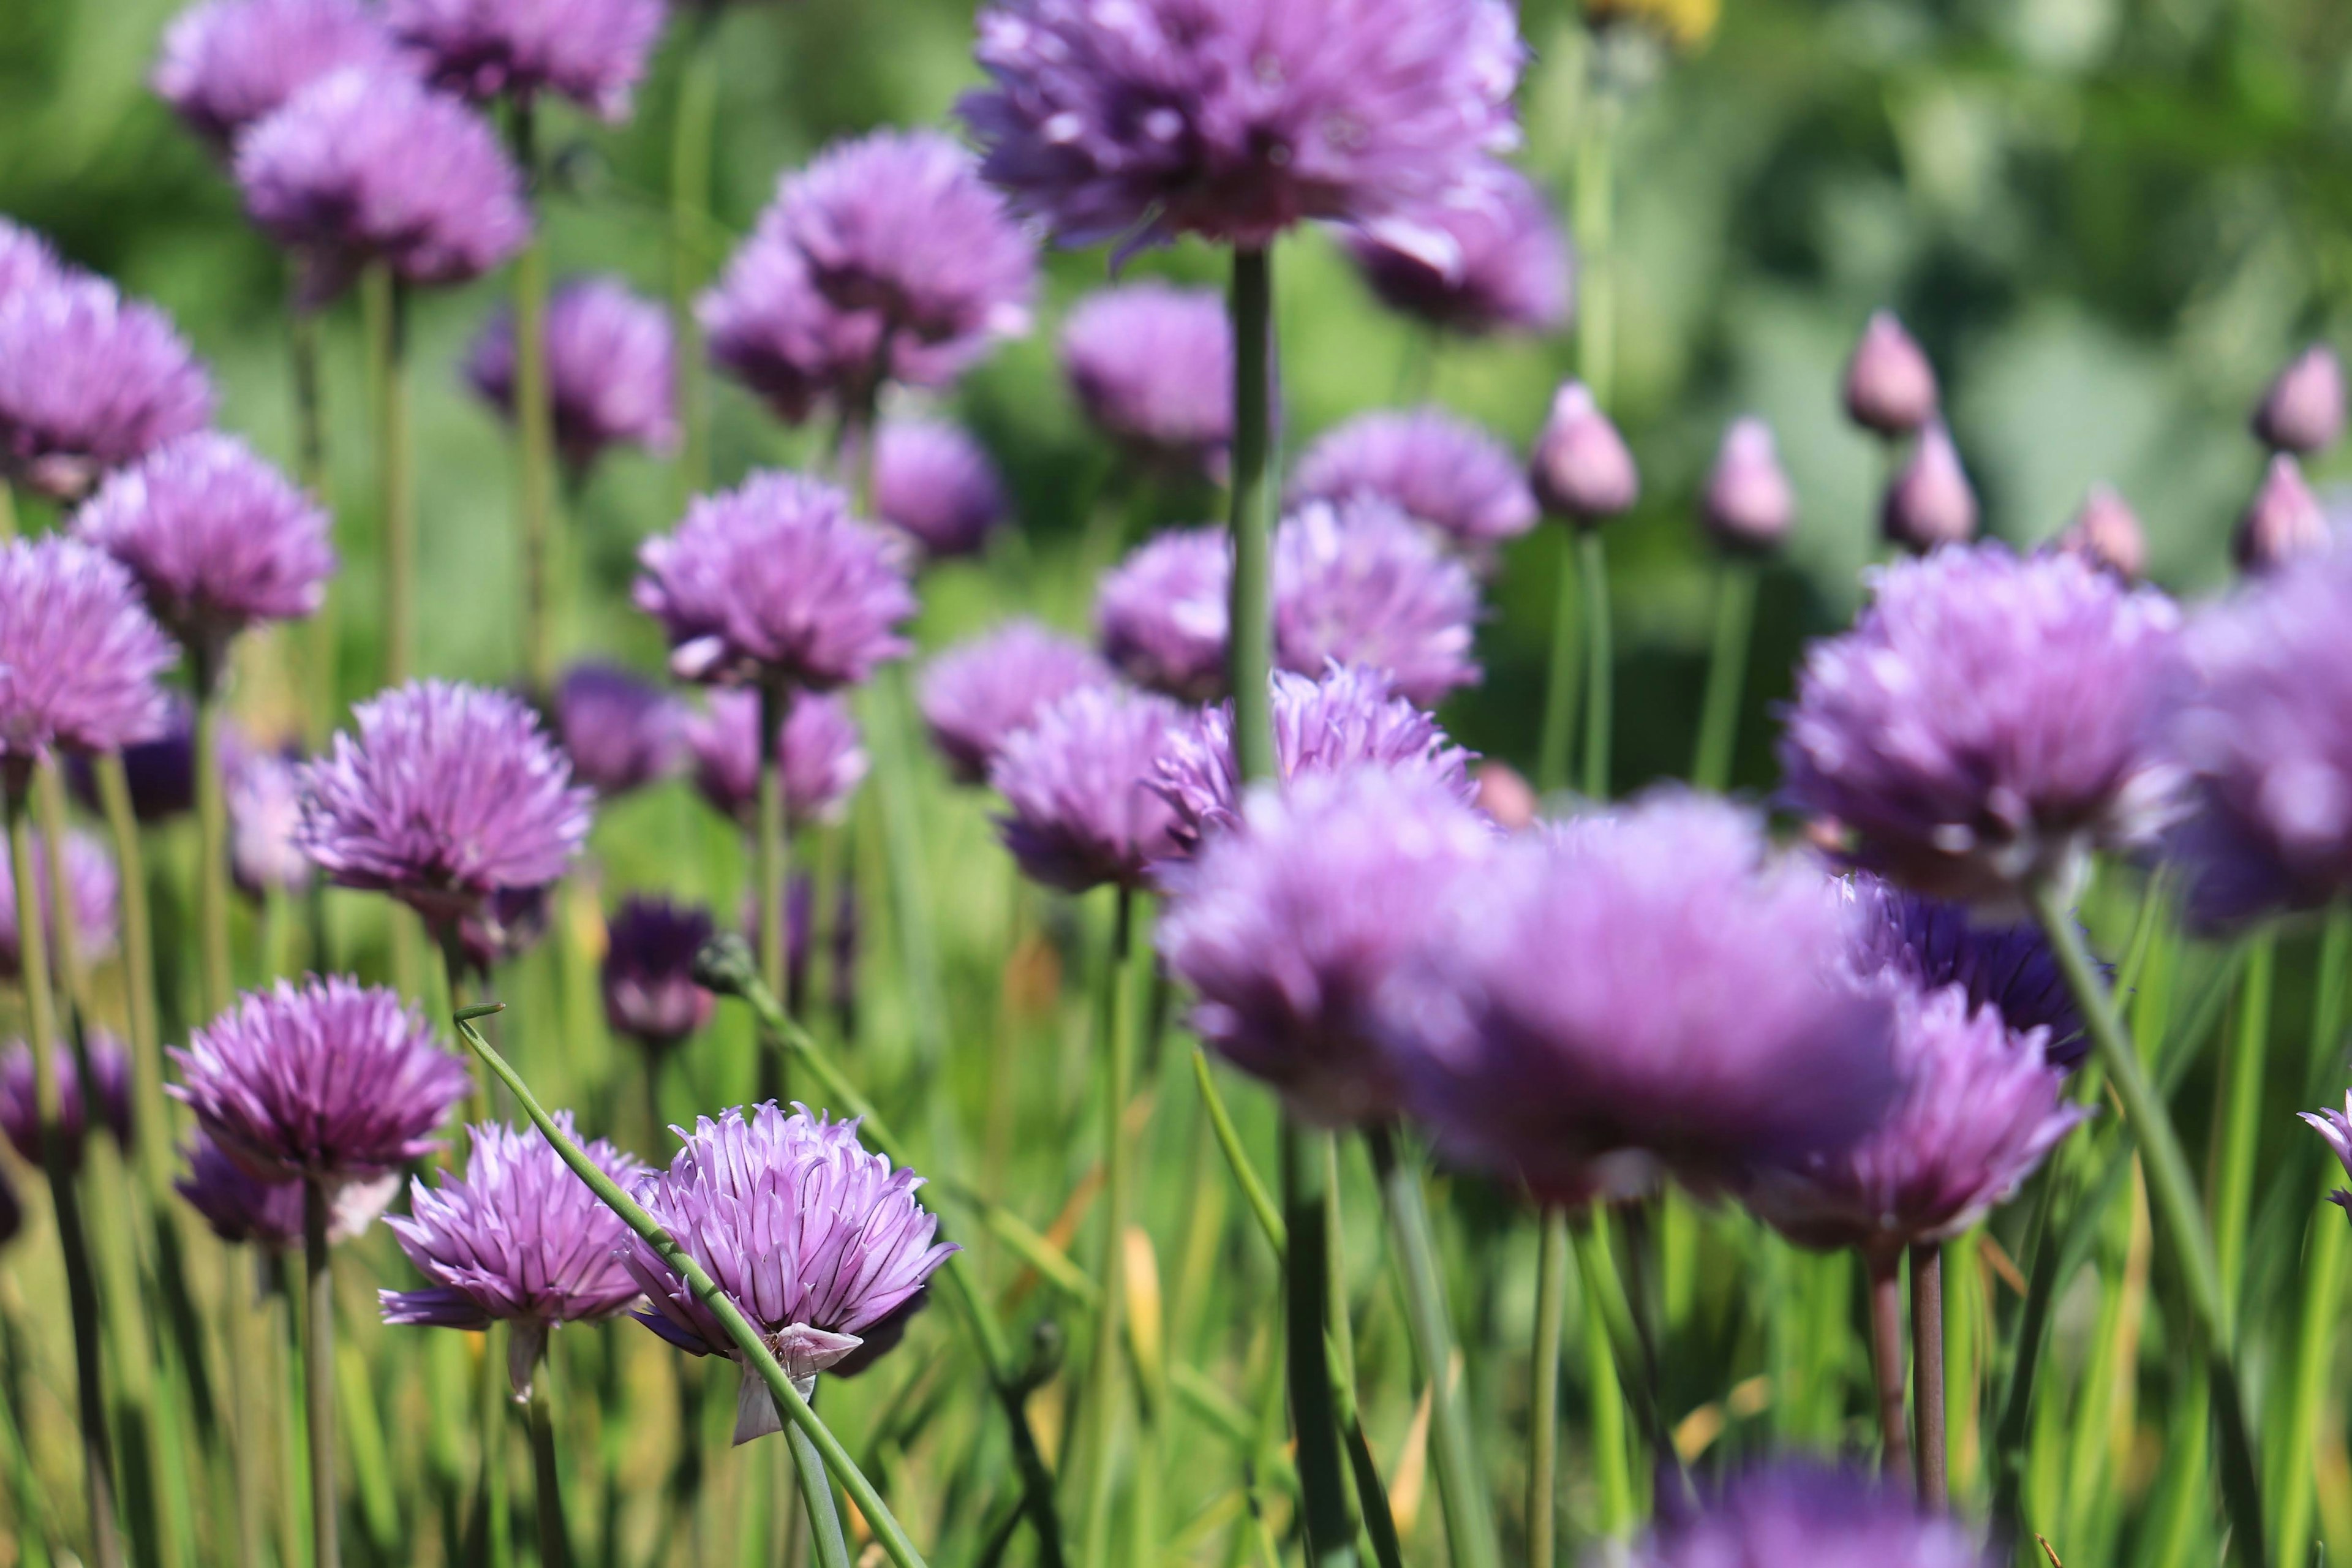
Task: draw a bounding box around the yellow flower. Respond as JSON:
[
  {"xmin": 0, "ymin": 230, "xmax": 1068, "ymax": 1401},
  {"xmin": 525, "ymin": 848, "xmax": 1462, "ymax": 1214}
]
[{"xmin": 1585, "ymin": 0, "xmax": 1720, "ymax": 50}]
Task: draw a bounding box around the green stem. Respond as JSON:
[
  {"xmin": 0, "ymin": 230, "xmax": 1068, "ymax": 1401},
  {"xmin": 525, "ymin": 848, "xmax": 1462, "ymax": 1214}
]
[
  {"xmin": 366, "ymin": 266, "xmax": 413, "ymax": 686},
  {"xmin": 0, "ymin": 477, "xmax": 15, "ymax": 540},
  {"xmin": 755, "ymin": 680, "xmax": 792, "ymax": 1104},
  {"xmin": 290, "ymin": 287, "xmax": 336, "ymax": 749},
  {"xmin": 1285, "ymin": 1125, "xmax": 1357, "ymax": 1568},
  {"xmin": 789, "ymin": 1418, "xmax": 851, "ymax": 1568},
  {"xmin": 273, "ymin": 1258, "xmax": 311, "ymax": 1568},
  {"xmin": 1572, "ymin": 86, "xmax": 1617, "ymax": 410},
  {"xmin": 481, "ymin": 1325, "xmax": 512, "ymax": 1568},
  {"xmin": 1578, "ymin": 531, "xmax": 1611, "ymax": 802},
  {"xmin": 1910, "ymin": 1241, "xmax": 1945, "ymax": 1507},
  {"xmin": 302, "ymin": 1181, "xmax": 340, "ymax": 1568},
  {"xmin": 1080, "ymin": 889, "xmax": 1138, "ymax": 1568},
  {"xmin": 510, "ymin": 100, "xmax": 559, "ymax": 702},
  {"xmin": 1227, "ymin": 246, "xmax": 1276, "ymax": 783},
  {"xmin": 2214, "ymin": 933, "xmax": 2274, "ymax": 1291},
  {"xmin": 1193, "ymin": 1050, "xmax": 1285, "ymax": 1254},
  {"xmin": 527, "ymin": 1368, "xmax": 572, "ymax": 1568},
  {"xmin": 194, "ymin": 649, "xmax": 234, "ymax": 1021},
  {"xmin": 867, "ymin": 668, "xmax": 952, "ymax": 1078},
  {"xmin": 1865, "ymin": 1249, "xmax": 1910, "ymax": 1482},
  {"xmin": 93, "ymin": 756, "xmax": 169, "ymax": 1191},
  {"xmin": 669, "ymin": 11, "xmax": 720, "ymax": 508},
  {"xmin": 2276, "ymin": 907, "xmax": 2352, "ymax": 1568},
  {"xmin": 1569, "ymin": 1218, "xmax": 1632, "ymax": 1534},
  {"xmin": 1534, "ymin": 541, "xmax": 1580, "ymax": 796},
  {"xmin": 1690, "ymin": 559, "xmax": 1757, "ymax": 792},
  {"xmin": 1526, "ymin": 1212, "xmax": 1567, "ymax": 1568}
]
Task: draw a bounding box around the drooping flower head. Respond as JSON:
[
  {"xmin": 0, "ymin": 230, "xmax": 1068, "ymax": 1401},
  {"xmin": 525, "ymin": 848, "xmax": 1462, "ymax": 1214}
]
[
  {"xmin": 1881, "ymin": 422, "xmax": 1978, "ymax": 552},
  {"xmin": 1385, "ymin": 792, "xmax": 1899, "ymax": 1202},
  {"xmin": 170, "ymin": 977, "xmax": 472, "ymax": 1186},
  {"xmin": 1059, "ymin": 282, "xmax": 1232, "ymax": 477},
  {"xmin": 1780, "ymin": 543, "xmax": 2183, "ymax": 905},
  {"xmin": 1702, "ymin": 417, "xmax": 1796, "ymax": 554},
  {"xmin": 873, "ymin": 420, "xmax": 1009, "ymax": 561},
  {"xmin": 1, "ymin": 1036, "xmax": 133, "ymax": 1172},
  {"xmin": 385, "ymin": 0, "xmax": 665, "ymax": 118},
  {"xmin": 0, "ymin": 276, "xmax": 214, "ymax": 500},
  {"xmin": 1274, "ymin": 499, "xmax": 1482, "ymax": 706},
  {"xmin": 624, "ymin": 1103, "xmax": 956, "ymax": 1439},
  {"xmin": 1529, "ymin": 380, "xmax": 1637, "ymax": 525},
  {"xmin": 919, "ymin": 621, "xmax": 1113, "ymax": 786},
  {"xmin": 1096, "ymin": 527, "xmax": 1232, "ymax": 703},
  {"xmin": 1345, "ymin": 165, "xmax": 1569, "ymax": 337},
  {"xmin": 0, "ymin": 537, "xmax": 176, "ymax": 773},
  {"xmin": 153, "ymin": 0, "xmax": 409, "ymax": 149},
  {"xmin": 296, "ymin": 680, "xmax": 592, "ymax": 928},
  {"xmin": 176, "ymin": 1128, "xmax": 397, "ymax": 1250},
  {"xmin": 0, "ymin": 219, "xmax": 63, "ymax": 301},
  {"xmin": 602, "ymin": 895, "xmax": 716, "ymax": 1053},
  {"xmin": 1613, "ymin": 1463, "xmax": 1989, "ymax": 1568},
  {"xmin": 236, "ymin": 67, "xmax": 531, "ymax": 305},
  {"xmin": 962, "ymin": 0, "xmax": 1526, "ymax": 254},
  {"xmin": 0, "ymin": 826, "xmax": 119, "ymax": 980},
  {"xmin": 1155, "ymin": 664, "xmax": 1476, "ymax": 851},
  {"xmin": 1287, "ymin": 407, "xmax": 1537, "ymax": 557},
  {"xmin": 685, "ymin": 690, "xmax": 867, "ymax": 828},
  {"xmin": 1844, "ymin": 874, "xmax": 2084, "ymax": 1065},
  {"xmin": 466, "ymin": 277, "xmax": 679, "ymax": 472},
  {"xmin": 1843, "ymin": 311, "xmax": 1939, "ymax": 439},
  {"xmin": 2253, "ymin": 344, "xmax": 2346, "ymax": 457},
  {"xmin": 2235, "ymin": 454, "xmax": 2329, "ymax": 575},
  {"xmin": 991, "ymin": 684, "xmax": 1187, "ymax": 893},
  {"xmin": 635, "ymin": 471, "xmax": 915, "ymax": 690},
  {"xmin": 552, "ymin": 663, "xmax": 685, "ymax": 799},
  {"xmin": 1161, "ymin": 769, "xmax": 1492, "ymax": 1126},
  {"xmin": 2051, "ymin": 484, "xmax": 2146, "ymax": 584},
  {"xmin": 228, "ymin": 747, "xmax": 312, "ymax": 898},
  {"xmin": 74, "ymin": 432, "xmax": 335, "ymax": 663}
]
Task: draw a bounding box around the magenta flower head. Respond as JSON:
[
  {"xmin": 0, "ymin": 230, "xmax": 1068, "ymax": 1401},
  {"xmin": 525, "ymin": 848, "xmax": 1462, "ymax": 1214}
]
[
  {"xmin": 962, "ymin": 0, "xmax": 1525, "ymax": 254},
  {"xmin": 0, "ymin": 537, "xmax": 176, "ymax": 776},
  {"xmin": 1345, "ymin": 165, "xmax": 1569, "ymax": 338},
  {"xmin": 296, "ymin": 679, "xmax": 592, "ymax": 929},
  {"xmin": 236, "ymin": 67, "xmax": 530, "ymax": 305},
  {"xmin": 1702, "ymin": 417, "xmax": 1796, "ymax": 554},
  {"xmin": 873, "ymin": 419, "xmax": 1008, "ymax": 562},
  {"xmin": 1161, "ymin": 768, "xmax": 1493, "ymax": 1126},
  {"xmin": 553, "ymin": 663, "xmax": 685, "ymax": 799},
  {"xmin": 0, "ymin": 826, "xmax": 118, "ymax": 981},
  {"xmin": 991, "ymin": 684, "xmax": 1188, "ymax": 893},
  {"xmin": 0, "ymin": 276, "xmax": 214, "ymax": 501},
  {"xmin": 1060, "ymin": 282, "xmax": 1232, "ymax": 477},
  {"xmin": 467, "ymin": 277, "xmax": 677, "ymax": 472},
  {"xmin": 1881, "ymin": 422, "xmax": 1978, "ymax": 552},
  {"xmin": 74, "ymin": 432, "xmax": 335, "ymax": 664},
  {"xmin": 383, "ymin": 1113, "xmax": 648, "ymax": 1390},
  {"xmin": 170, "ymin": 977, "xmax": 471, "ymax": 1187},
  {"xmin": 685, "ymin": 689, "xmax": 866, "ymax": 828},
  {"xmin": 624, "ymin": 1103, "xmax": 956, "ymax": 1439},
  {"xmin": 602, "ymin": 895, "xmax": 715, "ymax": 1053},
  {"xmin": 0, "ymin": 219, "xmax": 63, "ymax": 302},
  {"xmin": 1288, "ymin": 407, "xmax": 1537, "ymax": 558},
  {"xmin": 1845, "ymin": 875, "xmax": 2084, "ymax": 1065},
  {"xmin": 2051, "ymin": 483, "xmax": 2146, "ymax": 584},
  {"xmin": 919, "ymin": 620, "xmax": 1113, "ymax": 786},
  {"xmin": 1385, "ymin": 793, "xmax": 1899, "ymax": 1203},
  {"xmin": 2304, "ymin": 1092, "xmax": 2352, "ymax": 1216},
  {"xmin": 228, "ymin": 748, "xmax": 312, "ymax": 898},
  {"xmin": 1155, "ymin": 664, "xmax": 1476, "ymax": 851},
  {"xmin": 385, "ymin": 0, "xmax": 665, "ymax": 119},
  {"xmin": 176, "ymin": 1127, "xmax": 396, "ymax": 1251},
  {"xmin": 2253, "ymin": 344, "xmax": 2346, "ymax": 456},
  {"xmin": 1275, "ymin": 499, "xmax": 1482, "ymax": 707},
  {"xmin": 1843, "ymin": 311, "xmax": 1940, "ymax": 439},
  {"xmin": 1615, "ymin": 1463, "xmax": 1989, "ymax": 1568},
  {"xmin": 635, "ymin": 471, "xmax": 914, "ymax": 690},
  {"xmin": 1781, "ymin": 544, "xmax": 2182, "ymax": 905},
  {"xmin": 1098, "ymin": 527, "xmax": 1232, "ymax": 702},
  {"xmin": 1529, "ymin": 381, "xmax": 1637, "ymax": 526},
  {"xmin": 1, "ymin": 1036, "xmax": 133, "ymax": 1172},
  {"xmin": 153, "ymin": 0, "xmax": 409, "ymax": 150},
  {"xmin": 2236, "ymin": 454, "xmax": 2329, "ymax": 575}
]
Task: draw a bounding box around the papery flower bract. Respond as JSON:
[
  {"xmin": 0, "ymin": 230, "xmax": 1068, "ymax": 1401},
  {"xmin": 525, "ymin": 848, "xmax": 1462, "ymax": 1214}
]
[
  {"xmin": 1060, "ymin": 282, "xmax": 1232, "ymax": 476},
  {"xmin": 2052, "ymin": 484, "xmax": 2146, "ymax": 584},
  {"xmin": 0, "ymin": 276, "xmax": 213, "ymax": 500},
  {"xmin": 873, "ymin": 420, "xmax": 1008, "ymax": 561},
  {"xmin": 1881, "ymin": 422, "xmax": 1977, "ymax": 552},
  {"xmin": 1845, "ymin": 874, "xmax": 2084, "ymax": 1065},
  {"xmin": 385, "ymin": 0, "xmax": 665, "ymax": 119},
  {"xmin": 467, "ymin": 277, "xmax": 678, "ymax": 471},
  {"xmin": 685, "ymin": 689, "xmax": 867, "ymax": 828},
  {"xmin": 1345, "ymin": 165, "xmax": 1568, "ymax": 337},
  {"xmin": 170, "ymin": 977, "xmax": 472, "ymax": 1186},
  {"xmin": 635, "ymin": 471, "xmax": 915, "ymax": 690},
  {"xmin": 1702, "ymin": 417, "xmax": 1796, "ymax": 553},
  {"xmin": 552, "ymin": 663, "xmax": 685, "ymax": 798},
  {"xmin": 1613, "ymin": 1462, "xmax": 1989, "ymax": 1568},
  {"xmin": 228, "ymin": 748, "xmax": 312, "ymax": 898},
  {"xmin": 1161, "ymin": 769, "xmax": 1492, "ymax": 1125},
  {"xmin": 991, "ymin": 684, "xmax": 1187, "ymax": 893},
  {"xmin": 0, "ymin": 1036, "xmax": 132, "ymax": 1172},
  {"xmin": 918, "ymin": 621, "xmax": 1112, "ymax": 786},
  {"xmin": 602, "ymin": 895, "xmax": 715, "ymax": 1052},
  {"xmin": 0, "ymin": 219, "xmax": 64, "ymax": 303},
  {"xmin": 296, "ymin": 680, "xmax": 592, "ymax": 927},
  {"xmin": 1097, "ymin": 527, "xmax": 1232, "ymax": 703},
  {"xmin": 0, "ymin": 826, "xmax": 119, "ymax": 981},
  {"xmin": 1274, "ymin": 499, "xmax": 1482, "ymax": 706},
  {"xmin": 153, "ymin": 0, "xmax": 409, "ymax": 149},
  {"xmin": 1780, "ymin": 544, "xmax": 2183, "ymax": 905},
  {"xmin": 2304, "ymin": 1092, "xmax": 2352, "ymax": 1215},
  {"xmin": 2254, "ymin": 344, "xmax": 2346, "ymax": 457},
  {"xmin": 1287, "ymin": 407, "xmax": 1537, "ymax": 557},
  {"xmin": 1843, "ymin": 311, "xmax": 1939, "ymax": 439},
  {"xmin": 176, "ymin": 1128, "xmax": 396, "ymax": 1250},
  {"xmin": 0, "ymin": 537, "xmax": 177, "ymax": 766}
]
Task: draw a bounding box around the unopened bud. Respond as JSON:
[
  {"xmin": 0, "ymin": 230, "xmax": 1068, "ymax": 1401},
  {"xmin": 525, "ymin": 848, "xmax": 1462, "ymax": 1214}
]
[
  {"xmin": 2234, "ymin": 453, "xmax": 2329, "ymax": 573},
  {"xmin": 2050, "ymin": 484, "xmax": 2146, "ymax": 584},
  {"xmin": 1701, "ymin": 417, "xmax": 1795, "ymax": 552},
  {"xmin": 1474, "ymin": 761, "xmax": 1539, "ymax": 832},
  {"xmin": 1880, "ymin": 422, "xmax": 1977, "ymax": 552},
  {"xmin": 2252, "ymin": 344, "xmax": 2345, "ymax": 456},
  {"xmin": 1842, "ymin": 311, "xmax": 1939, "ymax": 438},
  {"xmin": 1530, "ymin": 380, "xmax": 1638, "ymax": 526},
  {"xmin": 690, "ymin": 931, "xmax": 758, "ymax": 998}
]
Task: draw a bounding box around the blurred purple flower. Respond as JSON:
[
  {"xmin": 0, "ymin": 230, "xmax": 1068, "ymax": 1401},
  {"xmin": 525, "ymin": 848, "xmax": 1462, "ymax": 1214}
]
[
  {"xmin": 64, "ymin": 695, "xmax": 216, "ymax": 822},
  {"xmin": 1881, "ymin": 422, "xmax": 1978, "ymax": 552},
  {"xmin": 228, "ymin": 747, "xmax": 312, "ymax": 898},
  {"xmin": 1702, "ymin": 417, "xmax": 1795, "ymax": 553},
  {"xmin": 467, "ymin": 277, "xmax": 678, "ymax": 471},
  {"xmin": 1096, "ymin": 527, "xmax": 1232, "ymax": 703},
  {"xmin": 153, "ymin": 0, "xmax": 409, "ymax": 149},
  {"xmin": 919, "ymin": 621, "xmax": 1112, "ymax": 786},
  {"xmin": 1843, "ymin": 311, "xmax": 1939, "ymax": 439},
  {"xmin": 1529, "ymin": 381, "xmax": 1636, "ymax": 524},
  {"xmin": 2236, "ymin": 454, "xmax": 2329, "ymax": 575},
  {"xmin": 0, "ymin": 219, "xmax": 63, "ymax": 302},
  {"xmin": 1345, "ymin": 165, "xmax": 1568, "ymax": 337},
  {"xmin": 685, "ymin": 688, "xmax": 867, "ymax": 828},
  {"xmin": 455, "ymin": 883, "xmax": 551, "ymax": 976},
  {"xmin": 386, "ymin": 0, "xmax": 664, "ymax": 119},
  {"xmin": 1616, "ymin": 1463, "xmax": 1988, "ymax": 1568},
  {"xmin": 0, "ymin": 827, "xmax": 119, "ymax": 981},
  {"xmin": 0, "ymin": 275, "xmax": 213, "ymax": 500},
  {"xmin": 553, "ymin": 663, "xmax": 685, "ymax": 798},
  {"xmin": 1274, "ymin": 499, "xmax": 1481, "ymax": 706},
  {"xmin": 177, "ymin": 1127, "xmax": 397, "ymax": 1250},
  {"xmin": 0, "ymin": 537, "xmax": 177, "ymax": 768},
  {"xmin": 991, "ymin": 684, "xmax": 1188, "ymax": 894},
  {"xmin": 602, "ymin": 894, "xmax": 715, "ymax": 1052},
  {"xmin": 1287, "ymin": 407, "xmax": 1537, "ymax": 557},
  {"xmin": 2305, "ymin": 1092, "xmax": 2352, "ymax": 1216},
  {"xmin": 2253, "ymin": 344, "xmax": 2345, "ymax": 457},
  {"xmin": 1060, "ymin": 282, "xmax": 1232, "ymax": 477},
  {"xmin": 1845, "ymin": 875, "xmax": 2084, "ymax": 1067},
  {"xmin": 2051, "ymin": 484, "xmax": 2146, "ymax": 584},
  {"xmin": 873, "ymin": 420, "xmax": 1008, "ymax": 561},
  {"xmin": 0, "ymin": 1036, "xmax": 133, "ymax": 1172}
]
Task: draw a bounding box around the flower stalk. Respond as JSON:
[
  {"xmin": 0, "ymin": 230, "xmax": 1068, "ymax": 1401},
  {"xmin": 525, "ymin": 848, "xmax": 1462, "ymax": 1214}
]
[
  {"xmin": 510, "ymin": 99, "xmax": 559, "ymax": 702},
  {"xmin": 1691, "ymin": 559, "xmax": 1757, "ymax": 792},
  {"xmin": 1227, "ymin": 245, "xmax": 1276, "ymax": 780},
  {"xmin": 302, "ymin": 1178, "xmax": 341, "ymax": 1568},
  {"xmin": 1910, "ymin": 1241, "xmax": 1945, "ymax": 1506},
  {"xmin": 1079, "ymin": 888, "xmax": 1141, "ymax": 1568}
]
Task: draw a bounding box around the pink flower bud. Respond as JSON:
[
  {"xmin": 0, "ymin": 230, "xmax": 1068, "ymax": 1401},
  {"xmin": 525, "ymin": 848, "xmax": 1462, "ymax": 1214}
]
[
  {"xmin": 1701, "ymin": 417, "xmax": 1795, "ymax": 552},
  {"xmin": 1842, "ymin": 311, "xmax": 1939, "ymax": 438},
  {"xmin": 1530, "ymin": 380, "xmax": 1638, "ymax": 526},
  {"xmin": 1880, "ymin": 423, "xmax": 1977, "ymax": 552}
]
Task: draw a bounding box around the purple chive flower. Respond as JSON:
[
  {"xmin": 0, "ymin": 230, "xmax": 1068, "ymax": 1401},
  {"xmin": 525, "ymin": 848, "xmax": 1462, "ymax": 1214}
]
[
  {"xmin": 1097, "ymin": 527, "xmax": 1232, "ymax": 703},
  {"xmin": 236, "ymin": 67, "xmax": 531, "ymax": 306},
  {"xmin": 873, "ymin": 420, "xmax": 1009, "ymax": 561},
  {"xmin": 552, "ymin": 663, "xmax": 686, "ymax": 798},
  {"xmin": 466, "ymin": 277, "xmax": 679, "ymax": 472},
  {"xmin": 918, "ymin": 621, "xmax": 1113, "ymax": 786},
  {"xmin": 962, "ymin": 0, "xmax": 1525, "ymax": 254},
  {"xmin": 685, "ymin": 689, "xmax": 867, "ymax": 828},
  {"xmin": 2051, "ymin": 484, "xmax": 2146, "ymax": 584},
  {"xmin": 0, "ymin": 276, "xmax": 214, "ymax": 500},
  {"xmin": 1843, "ymin": 311, "xmax": 1940, "ymax": 439},
  {"xmin": 1287, "ymin": 407, "xmax": 1538, "ymax": 557},
  {"xmin": 1161, "ymin": 769, "xmax": 1493, "ymax": 1126},
  {"xmin": 1846, "ymin": 875, "xmax": 2084, "ymax": 1065},
  {"xmin": 74, "ymin": 432, "xmax": 335, "ymax": 662},
  {"xmin": 1529, "ymin": 381, "xmax": 1637, "ymax": 524},
  {"xmin": 1616, "ymin": 1463, "xmax": 1989, "ymax": 1568},
  {"xmin": 1882, "ymin": 422, "xmax": 1978, "ymax": 552},
  {"xmin": 1275, "ymin": 499, "xmax": 1482, "ymax": 707},
  {"xmin": 1781, "ymin": 544, "xmax": 2183, "ymax": 905},
  {"xmin": 1702, "ymin": 417, "xmax": 1796, "ymax": 554},
  {"xmin": 2253, "ymin": 344, "xmax": 2346, "ymax": 457},
  {"xmin": 624, "ymin": 1103, "xmax": 956, "ymax": 1439},
  {"xmin": 64, "ymin": 694, "xmax": 221, "ymax": 823},
  {"xmin": 0, "ymin": 219, "xmax": 64, "ymax": 302},
  {"xmin": 602, "ymin": 895, "xmax": 715, "ymax": 1053},
  {"xmin": 383, "ymin": 1113, "xmax": 648, "ymax": 1389},
  {"xmin": 635, "ymin": 471, "xmax": 915, "ymax": 690},
  {"xmin": 0, "ymin": 827, "xmax": 119, "ymax": 979},
  {"xmin": 1345, "ymin": 165, "xmax": 1569, "ymax": 337},
  {"xmin": 2236, "ymin": 454, "xmax": 2329, "ymax": 575},
  {"xmin": 991, "ymin": 684, "xmax": 1188, "ymax": 893},
  {"xmin": 1155, "ymin": 664, "xmax": 1476, "ymax": 851},
  {"xmin": 2305, "ymin": 1093, "xmax": 2352, "ymax": 1215},
  {"xmin": 228, "ymin": 748, "xmax": 312, "ymax": 898},
  {"xmin": 1385, "ymin": 792, "xmax": 1899, "ymax": 1203},
  {"xmin": 1, "ymin": 1036, "xmax": 133, "ymax": 1171},
  {"xmin": 170, "ymin": 977, "xmax": 472, "ymax": 1187},
  {"xmin": 296, "ymin": 679, "xmax": 592, "ymax": 928},
  {"xmin": 385, "ymin": 0, "xmax": 665, "ymax": 119},
  {"xmin": 177, "ymin": 1128, "xmax": 398, "ymax": 1251},
  {"xmin": 1060, "ymin": 282, "xmax": 1233, "ymax": 477},
  {"xmin": 0, "ymin": 537, "xmax": 177, "ymax": 769},
  {"xmin": 152, "ymin": 0, "xmax": 409, "ymax": 150}
]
